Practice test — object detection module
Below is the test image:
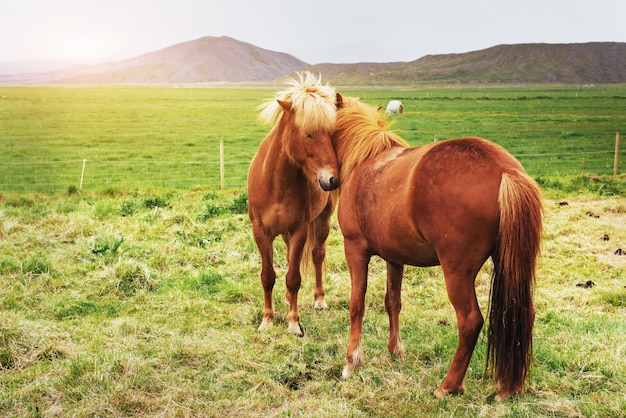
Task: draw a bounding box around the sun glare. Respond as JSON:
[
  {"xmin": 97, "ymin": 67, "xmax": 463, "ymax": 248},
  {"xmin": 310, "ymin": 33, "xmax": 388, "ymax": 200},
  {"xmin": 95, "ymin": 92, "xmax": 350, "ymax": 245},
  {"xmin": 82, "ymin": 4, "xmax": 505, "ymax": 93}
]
[{"xmin": 52, "ymin": 34, "xmax": 117, "ymax": 63}]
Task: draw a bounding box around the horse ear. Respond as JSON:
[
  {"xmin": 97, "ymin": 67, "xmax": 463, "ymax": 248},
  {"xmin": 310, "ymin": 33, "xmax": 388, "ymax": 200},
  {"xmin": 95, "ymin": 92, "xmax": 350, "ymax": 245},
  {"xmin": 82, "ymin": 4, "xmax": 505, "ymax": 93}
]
[
  {"xmin": 277, "ymin": 99, "xmax": 292, "ymax": 111},
  {"xmin": 336, "ymin": 93, "xmax": 344, "ymax": 109}
]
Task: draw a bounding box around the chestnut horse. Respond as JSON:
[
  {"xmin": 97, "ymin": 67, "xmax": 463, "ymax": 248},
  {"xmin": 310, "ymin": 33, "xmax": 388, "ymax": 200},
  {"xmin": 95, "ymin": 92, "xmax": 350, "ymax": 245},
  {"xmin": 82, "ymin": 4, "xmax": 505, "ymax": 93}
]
[
  {"xmin": 248, "ymin": 72, "xmax": 340, "ymax": 336},
  {"xmin": 333, "ymin": 97, "xmax": 542, "ymax": 399}
]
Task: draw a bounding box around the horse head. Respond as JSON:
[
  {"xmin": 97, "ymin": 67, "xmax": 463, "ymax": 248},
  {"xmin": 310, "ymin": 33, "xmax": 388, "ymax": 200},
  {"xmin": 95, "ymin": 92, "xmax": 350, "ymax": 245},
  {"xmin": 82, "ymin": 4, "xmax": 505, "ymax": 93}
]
[{"xmin": 259, "ymin": 72, "xmax": 341, "ymax": 191}]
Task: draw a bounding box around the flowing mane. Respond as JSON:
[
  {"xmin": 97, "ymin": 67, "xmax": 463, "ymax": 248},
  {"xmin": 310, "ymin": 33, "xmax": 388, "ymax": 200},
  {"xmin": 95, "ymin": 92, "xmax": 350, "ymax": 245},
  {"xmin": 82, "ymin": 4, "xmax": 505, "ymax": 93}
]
[
  {"xmin": 258, "ymin": 72, "xmax": 337, "ymax": 134},
  {"xmin": 334, "ymin": 97, "xmax": 409, "ymax": 183}
]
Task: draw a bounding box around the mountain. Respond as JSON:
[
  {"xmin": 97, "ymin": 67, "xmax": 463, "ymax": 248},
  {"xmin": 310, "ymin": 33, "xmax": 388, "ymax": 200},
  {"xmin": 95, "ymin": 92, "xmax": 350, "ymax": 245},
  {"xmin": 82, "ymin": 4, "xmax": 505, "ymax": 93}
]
[
  {"xmin": 310, "ymin": 42, "xmax": 626, "ymax": 85},
  {"xmin": 1, "ymin": 39, "xmax": 624, "ymax": 85},
  {"xmin": 0, "ymin": 36, "xmax": 309, "ymax": 84}
]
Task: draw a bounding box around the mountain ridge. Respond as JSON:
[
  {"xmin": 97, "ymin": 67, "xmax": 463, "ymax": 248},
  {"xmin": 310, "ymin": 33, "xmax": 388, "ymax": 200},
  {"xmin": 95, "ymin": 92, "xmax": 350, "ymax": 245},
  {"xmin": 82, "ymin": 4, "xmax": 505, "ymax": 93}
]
[
  {"xmin": 1, "ymin": 37, "xmax": 624, "ymax": 85},
  {"xmin": 308, "ymin": 42, "xmax": 626, "ymax": 85}
]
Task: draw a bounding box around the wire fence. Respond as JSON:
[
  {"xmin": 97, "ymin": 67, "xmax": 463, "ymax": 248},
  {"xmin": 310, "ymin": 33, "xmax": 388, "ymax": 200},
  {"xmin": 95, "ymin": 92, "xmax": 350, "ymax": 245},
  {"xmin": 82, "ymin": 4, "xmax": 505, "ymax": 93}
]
[
  {"xmin": 0, "ymin": 157, "xmax": 249, "ymax": 194},
  {"xmin": 0, "ymin": 140, "xmax": 622, "ymax": 194}
]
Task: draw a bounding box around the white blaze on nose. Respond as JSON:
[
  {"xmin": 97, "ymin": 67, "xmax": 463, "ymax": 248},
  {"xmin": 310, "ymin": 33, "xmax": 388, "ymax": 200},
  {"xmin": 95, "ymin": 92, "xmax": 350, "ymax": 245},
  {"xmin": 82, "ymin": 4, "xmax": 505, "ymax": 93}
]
[
  {"xmin": 317, "ymin": 168, "xmax": 333, "ymax": 182},
  {"xmin": 317, "ymin": 168, "xmax": 338, "ymax": 191}
]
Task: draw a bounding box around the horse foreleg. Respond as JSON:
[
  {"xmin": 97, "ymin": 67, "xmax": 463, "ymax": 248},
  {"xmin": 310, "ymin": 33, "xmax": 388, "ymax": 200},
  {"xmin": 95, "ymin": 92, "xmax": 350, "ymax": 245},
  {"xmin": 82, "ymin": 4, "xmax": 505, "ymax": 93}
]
[
  {"xmin": 434, "ymin": 269, "xmax": 484, "ymax": 399},
  {"xmin": 284, "ymin": 229, "xmax": 308, "ymax": 337},
  {"xmin": 342, "ymin": 243, "xmax": 370, "ymax": 378},
  {"xmin": 385, "ymin": 261, "xmax": 405, "ymax": 359},
  {"xmin": 252, "ymin": 226, "xmax": 276, "ymax": 332}
]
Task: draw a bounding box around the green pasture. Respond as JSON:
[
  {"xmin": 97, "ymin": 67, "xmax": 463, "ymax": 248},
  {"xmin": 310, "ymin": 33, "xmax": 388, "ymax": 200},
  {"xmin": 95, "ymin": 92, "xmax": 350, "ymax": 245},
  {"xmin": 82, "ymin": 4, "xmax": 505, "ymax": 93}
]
[
  {"xmin": 0, "ymin": 87, "xmax": 267, "ymax": 193},
  {"xmin": 1, "ymin": 85, "xmax": 625, "ymax": 416},
  {"xmin": 0, "ymin": 189, "xmax": 624, "ymax": 416},
  {"xmin": 1, "ymin": 85, "xmax": 625, "ymax": 194}
]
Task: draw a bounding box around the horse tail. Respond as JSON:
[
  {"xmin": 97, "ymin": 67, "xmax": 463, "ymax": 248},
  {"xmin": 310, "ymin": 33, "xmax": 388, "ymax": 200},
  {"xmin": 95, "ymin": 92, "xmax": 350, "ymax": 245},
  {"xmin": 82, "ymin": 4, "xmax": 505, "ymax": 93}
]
[{"xmin": 487, "ymin": 171, "xmax": 542, "ymax": 396}]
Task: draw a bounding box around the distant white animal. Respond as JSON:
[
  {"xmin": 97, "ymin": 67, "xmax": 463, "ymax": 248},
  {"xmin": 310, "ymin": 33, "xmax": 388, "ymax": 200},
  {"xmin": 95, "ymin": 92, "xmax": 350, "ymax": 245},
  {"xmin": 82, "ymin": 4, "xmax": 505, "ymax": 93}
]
[{"xmin": 385, "ymin": 100, "xmax": 403, "ymax": 114}]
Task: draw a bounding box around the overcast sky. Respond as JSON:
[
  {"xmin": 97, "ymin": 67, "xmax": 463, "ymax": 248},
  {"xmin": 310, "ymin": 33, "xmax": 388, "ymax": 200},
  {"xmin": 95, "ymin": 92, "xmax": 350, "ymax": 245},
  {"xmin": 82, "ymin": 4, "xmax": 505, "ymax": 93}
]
[{"xmin": 1, "ymin": 0, "xmax": 625, "ymax": 65}]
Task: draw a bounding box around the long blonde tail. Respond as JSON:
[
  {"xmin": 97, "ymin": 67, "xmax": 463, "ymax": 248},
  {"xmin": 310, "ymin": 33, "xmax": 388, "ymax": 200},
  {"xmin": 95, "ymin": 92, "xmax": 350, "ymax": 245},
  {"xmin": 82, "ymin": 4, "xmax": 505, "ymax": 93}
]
[{"xmin": 487, "ymin": 171, "xmax": 542, "ymax": 394}]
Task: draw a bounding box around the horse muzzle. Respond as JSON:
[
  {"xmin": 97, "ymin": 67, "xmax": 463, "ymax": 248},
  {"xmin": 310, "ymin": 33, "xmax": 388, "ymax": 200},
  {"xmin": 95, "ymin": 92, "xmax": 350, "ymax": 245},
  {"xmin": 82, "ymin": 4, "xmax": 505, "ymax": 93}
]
[{"xmin": 318, "ymin": 170, "xmax": 339, "ymax": 191}]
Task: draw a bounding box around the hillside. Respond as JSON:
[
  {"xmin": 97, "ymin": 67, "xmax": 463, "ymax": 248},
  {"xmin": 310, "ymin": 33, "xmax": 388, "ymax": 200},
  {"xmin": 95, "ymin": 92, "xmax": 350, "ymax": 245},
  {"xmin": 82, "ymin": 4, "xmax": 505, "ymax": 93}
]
[
  {"xmin": 310, "ymin": 42, "xmax": 626, "ymax": 85},
  {"xmin": 0, "ymin": 36, "xmax": 309, "ymax": 84},
  {"xmin": 1, "ymin": 39, "xmax": 624, "ymax": 85}
]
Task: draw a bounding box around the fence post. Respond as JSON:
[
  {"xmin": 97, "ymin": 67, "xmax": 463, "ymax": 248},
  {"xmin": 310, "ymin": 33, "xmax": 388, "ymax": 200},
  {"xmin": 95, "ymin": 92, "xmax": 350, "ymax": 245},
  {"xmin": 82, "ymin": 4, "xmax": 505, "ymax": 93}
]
[
  {"xmin": 614, "ymin": 132, "xmax": 620, "ymax": 176},
  {"xmin": 220, "ymin": 140, "xmax": 225, "ymax": 190},
  {"xmin": 80, "ymin": 159, "xmax": 87, "ymax": 189}
]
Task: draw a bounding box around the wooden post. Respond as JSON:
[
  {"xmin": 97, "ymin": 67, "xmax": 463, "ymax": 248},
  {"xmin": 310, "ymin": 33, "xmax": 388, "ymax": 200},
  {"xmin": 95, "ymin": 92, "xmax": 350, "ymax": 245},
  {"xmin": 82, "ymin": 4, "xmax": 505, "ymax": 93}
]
[
  {"xmin": 614, "ymin": 132, "xmax": 620, "ymax": 176},
  {"xmin": 220, "ymin": 141, "xmax": 225, "ymax": 190},
  {"xmin": 80, "ymin": 159, "xmax": 87, "ymax": 189}
]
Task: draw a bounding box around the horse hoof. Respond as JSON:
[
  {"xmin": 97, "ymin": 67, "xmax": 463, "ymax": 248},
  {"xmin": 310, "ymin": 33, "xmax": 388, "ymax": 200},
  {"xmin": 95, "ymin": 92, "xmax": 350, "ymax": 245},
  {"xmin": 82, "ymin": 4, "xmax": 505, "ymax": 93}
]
[
  {"xmin": 343, "ymin": 344, "xmax": 363, "ymax": 378},
  {"xmin": 258, "ymin": 318, "xmax": 273, "ymax": 332},
  {"xmin": 494, "ymin": 387, "xmax": 523, "ymax": 401},
  {"xmin": 433, "ymin": 388, "xmax": 447, "ymax": 400},
  {"xmin": 287, "ymin": 321, "xmax": 304, "ymax": 337},
  {"xmin": 314, "ymin": 299, "xmax": 328, "ymax": 310},
  {"xmin": 433, "ymin": 384, "xmax": 465, "ymax": 399},
  {"xmin": 341, "ymin": 364, "xmax": 354, "ymax": 379},
  {"xmin": 494, "ymin": 390, "xmax": 514, "ymax": 401},
  {"xmin": 388, "ymin": 340, "xmax": 405, "ymax": 359}
]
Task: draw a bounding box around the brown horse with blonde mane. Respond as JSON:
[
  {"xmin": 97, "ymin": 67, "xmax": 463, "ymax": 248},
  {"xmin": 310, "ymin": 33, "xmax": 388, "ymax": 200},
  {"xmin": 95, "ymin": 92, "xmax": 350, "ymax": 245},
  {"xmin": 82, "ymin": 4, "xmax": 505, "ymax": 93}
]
[
  {"xmin": 248, "ymin": 72, "xmax": 340, "ymax": 336},
  {"xmin": 333, "ymin": 97, "xmax": 542, "ymax": 400}
]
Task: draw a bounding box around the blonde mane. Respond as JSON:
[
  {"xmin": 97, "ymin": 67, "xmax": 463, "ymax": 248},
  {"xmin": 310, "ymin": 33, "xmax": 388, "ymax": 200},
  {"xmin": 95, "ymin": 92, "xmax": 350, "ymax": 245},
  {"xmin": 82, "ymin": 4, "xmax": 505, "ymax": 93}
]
[
  {"xmin": 335, "ymin": 97, "xmax": 409, "ymax": 183},
  {"xmin": 258, "ymin": 72, "xmax": 337, "ymax": 134}
]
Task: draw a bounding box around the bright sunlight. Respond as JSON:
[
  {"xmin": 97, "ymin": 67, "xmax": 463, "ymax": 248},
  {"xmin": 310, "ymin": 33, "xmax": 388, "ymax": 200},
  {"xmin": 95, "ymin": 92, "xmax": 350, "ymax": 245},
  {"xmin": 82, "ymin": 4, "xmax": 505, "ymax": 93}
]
[{"xmin": 50, "ymin": 33, "xmax": 118, "ymax": 62}]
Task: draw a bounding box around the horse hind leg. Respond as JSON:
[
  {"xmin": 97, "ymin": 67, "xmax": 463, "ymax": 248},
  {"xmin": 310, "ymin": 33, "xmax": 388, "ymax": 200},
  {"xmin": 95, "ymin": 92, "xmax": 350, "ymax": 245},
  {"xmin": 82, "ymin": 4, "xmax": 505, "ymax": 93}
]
[
  {"xmin": 312, "ymin": 248, "xmax": 328, "ymax": 310},
  {"xmin": 342, "ymin": 244, "xmax": 370, "ymax": 378},
  {"xmin": 385, "ymin": 261, "xmax": 405, "ymax": 359},
  {"xmin": 310, "ymin": 217, "xmax": 332, "ymax": 310},
  {"xmin": 434, "ymin": 266, "xmax": 484, "ymax": 399},
  {"xmin": 253, "ymin": 227, "xmax": 277, "ymax": 332},
  {"xmin": 284, "ymin": 229, "xmax": 308, "ymax": 337}
]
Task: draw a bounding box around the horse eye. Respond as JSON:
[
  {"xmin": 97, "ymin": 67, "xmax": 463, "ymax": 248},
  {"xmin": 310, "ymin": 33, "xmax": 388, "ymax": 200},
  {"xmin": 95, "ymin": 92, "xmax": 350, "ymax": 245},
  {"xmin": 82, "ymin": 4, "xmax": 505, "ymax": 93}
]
[{"xmin": 306, "ymin": 133, "xmax": 314, "ymax": 139}]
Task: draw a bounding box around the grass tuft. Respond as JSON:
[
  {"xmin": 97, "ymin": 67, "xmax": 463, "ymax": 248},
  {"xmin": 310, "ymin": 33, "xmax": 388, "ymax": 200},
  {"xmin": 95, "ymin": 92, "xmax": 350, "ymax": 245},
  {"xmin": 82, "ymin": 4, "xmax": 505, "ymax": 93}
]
[{"xmin": 91, "ymin": 234, "xmax": 125, "ymax": 257}]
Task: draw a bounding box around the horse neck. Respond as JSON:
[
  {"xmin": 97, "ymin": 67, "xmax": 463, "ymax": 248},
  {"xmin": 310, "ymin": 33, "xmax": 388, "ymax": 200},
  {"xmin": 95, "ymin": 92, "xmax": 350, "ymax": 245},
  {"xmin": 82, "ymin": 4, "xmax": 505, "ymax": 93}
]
[
  {"xmin": 335, "ymin": 130, "xmax": 405, "ymax": 184},
  {"xmin": 263, "ymin": 121, "xmax": 300, "ymax": 171}
]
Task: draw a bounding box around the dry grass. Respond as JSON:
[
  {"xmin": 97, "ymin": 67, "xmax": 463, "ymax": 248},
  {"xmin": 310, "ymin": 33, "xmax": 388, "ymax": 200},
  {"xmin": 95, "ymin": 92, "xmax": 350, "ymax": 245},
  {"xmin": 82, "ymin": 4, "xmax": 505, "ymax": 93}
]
[{"xmin": 0, "ymin": 189, "xmax": 625, "ymax": 416}]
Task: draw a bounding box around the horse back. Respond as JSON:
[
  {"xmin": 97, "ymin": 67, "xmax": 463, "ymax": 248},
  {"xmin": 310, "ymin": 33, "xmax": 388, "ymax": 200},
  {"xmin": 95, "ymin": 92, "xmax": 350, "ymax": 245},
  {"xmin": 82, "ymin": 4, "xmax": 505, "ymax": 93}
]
[{"xmin": 340, "ymin": 137, "xmax": 521, "ymax": 266}]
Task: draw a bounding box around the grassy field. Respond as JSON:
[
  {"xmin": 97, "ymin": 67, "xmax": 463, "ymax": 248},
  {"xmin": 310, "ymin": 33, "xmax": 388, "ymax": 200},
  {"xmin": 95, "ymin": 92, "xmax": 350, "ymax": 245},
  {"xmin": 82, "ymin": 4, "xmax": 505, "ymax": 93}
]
[
  {"xmin": 1, "ymin": 85, "xmax": 625, "ymax": 416},
  {"xmin": 0, "ymin": 188, "xmax": 624, "ymax": 416},
  {"xmin": 1, "ymin": 85, "xmax": 625, "ymax": 193},
  {"xmin": 0, "ymin": 87, "xmax": 267, "ymax": 193}
]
